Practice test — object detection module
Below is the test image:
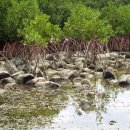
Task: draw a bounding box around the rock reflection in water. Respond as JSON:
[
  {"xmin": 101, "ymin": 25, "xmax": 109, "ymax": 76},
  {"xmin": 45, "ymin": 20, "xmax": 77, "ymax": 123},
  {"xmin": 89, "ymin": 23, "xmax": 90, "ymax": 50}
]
[{"xmin": 31, "ymin": 83, "xmax": 130, "ymax": 130}]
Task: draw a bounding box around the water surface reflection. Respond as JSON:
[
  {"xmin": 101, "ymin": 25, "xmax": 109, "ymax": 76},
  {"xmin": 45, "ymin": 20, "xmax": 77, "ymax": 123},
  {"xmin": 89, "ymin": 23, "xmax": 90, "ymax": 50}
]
[{"xmin": 32, "ymin": 86, "xmax": 130, "ymax": 130}]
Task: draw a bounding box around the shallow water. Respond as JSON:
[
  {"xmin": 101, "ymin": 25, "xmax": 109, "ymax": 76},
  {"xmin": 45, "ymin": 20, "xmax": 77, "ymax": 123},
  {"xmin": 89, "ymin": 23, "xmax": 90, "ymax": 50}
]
[
  {"xmin": 31, "ymin": 87, "xmax": 130, "ymax": 130},
  {"xmin": 1, "ymin": 80, "xmax": 130, "ymax": 130}
]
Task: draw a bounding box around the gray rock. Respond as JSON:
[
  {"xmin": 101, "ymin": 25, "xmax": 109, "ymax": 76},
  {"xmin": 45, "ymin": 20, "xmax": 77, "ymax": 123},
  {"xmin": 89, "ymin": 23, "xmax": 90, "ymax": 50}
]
[
  {"xmin": 58, "ymin": 52, "xmax": 67, "ymax": 61},
  {"xmin": 118, "ymin": 75, "xmax": 129, "ymax": 85},
  {"xmin": 65, "ymin": 64, "xmax": 76, "ymax": 70},
  {"xmin": 49, "ymin": 77, "xmax": 71, "ymax": 85},
  {"xmin": 96, "ymin": 64, "xmax": 103, "ymax": 72},
  {"xmin": 115, "ymin": 59, "xmax": 126, "ymax": 68},
  {"xmin": 4, "ymin": 60, "xmax": 18, "ymax": 74},
  {"xmin": 46, "ymin": 68, "xmax": 59, "ymax": 77},
  {"xmin": 80, "ymin": 100, "xmax": 91, "ymax": 111},
  {"xmin": 56, "ymin": 61, "xmax": 66, "ymax": 68},
  {"xmin": 80, "ymin": 73, "xmax": 87, "ymax": 78},
  {"xmin": 30, "ymin": 66, "xmax": 44, "ymax": 77},
  {"xmin": 46, "ymin": 54, "xmax": 56, "ymax": 61},
  {"xmin": 16, "ymin": 74, "xmax": 34, "ymax": 84},
  {"xmin": 109, "ymin": 79, "xmax": 118, "ymax": 85},
  {"xmin": 74, "ymin": 51, "xmax": 84, "ymax": 57},
  {"xmin": 95, "ymin": 72, "xmax": 102, "ymax": 78},
  {"xmin": 97, "ymin": 53, "xmax": 110, "ymax": 59},
  {"xmin": 0, "ymin": 77, "xmax": 15, "ymax": 85},
  {"xmin": 17, "ymin": 64, "xmax": 30, "ymax": 72},
  {"xmin": 4, "ymin": 83, "xmax": 18, "ymax": 90},
  {"xmin": 60, "ymin": 69, "xmax": 79, "ymax": 79},
  {"xmin": 73, "ymin": 82, "xmax": 90, "ymax": 90},
  {"xmin": 87, "ymin": 73, "xmax": 94, "ymax": 79},
  {"xmin": 74, "ymin": 57, "xmax": 85, "ymax": 63},
  {"xmin": 68, "ymin": 70, "xmax": 79, "ymax": 80},
  {"xmin": 109, "ymin": 53, "xmax": 119, "ymax": 59},
  {"xmin": 125, "ymin": 52, "xmax": 130, "ymax": 59},
  {"xmin": 0, "ymin": 61, "xmax": 7, "ymax": 71},
  {"xmin": 73, "ymin": 77, "xmax": 83, "ymax": 83},
  {"xmin": 107, "ymin": 67, "xmax": 115, "ymax": 71},
  {"xmin": 0, "ymin": 71, "xmax": 10, "ymax": 80},
  {"xmin": 74, "ymin": 57, "xmax": 85, "ymax": 69},
  {"xmin": 11, "ymin": 71, "xmax": 24, "ymax": 79},
  {"xmin": 82, "ymin": 68, "xmax": 91, "ymax": 72},
  {"xmin": 88, "ymin": 64, "xmax": 95, "ymax": 70},
  {"xmin": 81, "ymin": 79, "xmax": 91, "ymax": 86},
  {"xmin": 26, "ymin": 77, "xmax": 45, "ymax": 85},
  {"xmin": 12, "ymin": 57, "xmax": 27, "ymax": 66},
  {"xmin": 59, "ymin": 69, "xmax": 72, "ymax": 77},
  {"xmin": 126, "ymin": 76, "xmax": 130, "ymax": 85},
  {"xmin": 39, "ymin": 60, "xmax": 50, "ymax": 71},
  {"xmin": 35, "ymin": 81, "xmax": 60, "ymax": 90},
  {"xmin": 0, "ymin": 89, "xmax": 6, "ymax": 97},
  {"xmin": 103, "ymin": 70, "xmax": 115, "ymax": 79}
]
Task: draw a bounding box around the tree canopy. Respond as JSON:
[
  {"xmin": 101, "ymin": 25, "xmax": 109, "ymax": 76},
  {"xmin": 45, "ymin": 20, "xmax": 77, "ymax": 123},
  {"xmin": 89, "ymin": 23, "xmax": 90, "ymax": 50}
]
[{"xmin": 0, "ymin": 0, "xmax": 129, "ymax": 44}]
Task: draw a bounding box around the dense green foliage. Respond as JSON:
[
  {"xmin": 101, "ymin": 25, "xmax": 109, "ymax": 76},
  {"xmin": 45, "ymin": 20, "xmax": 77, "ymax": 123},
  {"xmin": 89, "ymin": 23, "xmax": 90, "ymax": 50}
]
[
  {"xmin": 0, "ymin": 0, "xmax": 11, "ymax": 41},
  {"xmin": 6, "ymin": 0, "xmax": 40, "ymax": 40},
  {"xmin": 19, "ymin": 14, "xmax": 62, "ymax": 45},
  {"xmin": 0, "ymin": 0, "xmax": 129, "ymax": 45},
  {"xmin": 64, "ymin": 4, "xmax": 113, "ymax": 42},
  {"xmin": 102, "ymin": 3, "xmax": 130, "ymax": 36},
  {"xmin": 38, "ymin": 0, "xmax": 72, "ymax": 28}
]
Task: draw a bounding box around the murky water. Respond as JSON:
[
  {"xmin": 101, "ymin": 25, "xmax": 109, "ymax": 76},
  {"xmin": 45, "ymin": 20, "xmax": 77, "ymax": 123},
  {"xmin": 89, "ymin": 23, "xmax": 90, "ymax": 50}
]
[{"xmin": 31, "ymin": 86, "xmax": 130, "ymax": 130}]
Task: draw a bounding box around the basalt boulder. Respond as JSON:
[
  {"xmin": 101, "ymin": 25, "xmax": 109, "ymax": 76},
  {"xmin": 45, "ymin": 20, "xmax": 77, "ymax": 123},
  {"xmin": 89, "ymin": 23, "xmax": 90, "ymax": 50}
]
[
  {"xmin": 16, "ymin": 74, "xmax": 34, "ymax": 84},
  {"xmin": 102, "ymin": 70, "xmax": 115, "ymax": 79},
  {"xmin": 0, "ymin": 71, "xmax": 10, "ymax": 80}
]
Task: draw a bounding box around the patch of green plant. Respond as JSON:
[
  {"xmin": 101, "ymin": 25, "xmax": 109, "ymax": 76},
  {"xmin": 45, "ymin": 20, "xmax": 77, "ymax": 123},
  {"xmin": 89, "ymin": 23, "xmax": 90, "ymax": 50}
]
[{"xmin": 62, "ymin": 84, "xmax": 73, "ymax": 90}]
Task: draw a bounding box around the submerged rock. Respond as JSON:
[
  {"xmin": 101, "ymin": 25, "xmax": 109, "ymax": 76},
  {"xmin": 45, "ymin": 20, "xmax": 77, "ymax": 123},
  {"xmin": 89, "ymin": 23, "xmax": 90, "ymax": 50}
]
[
  {"xmin": 80, "ymin": 100, "xmax": 91, "ymax": 112},
  {"xmin": 35, "ymin": 81, "xmax": 60, "ymax": 90}
]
